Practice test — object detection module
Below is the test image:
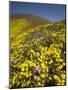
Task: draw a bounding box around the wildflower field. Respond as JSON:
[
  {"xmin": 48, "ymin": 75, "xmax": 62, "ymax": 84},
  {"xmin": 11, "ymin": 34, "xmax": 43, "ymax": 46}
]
[{"xmin": 10, "ymin": 15, "xmax": 66, "ymax": 88}]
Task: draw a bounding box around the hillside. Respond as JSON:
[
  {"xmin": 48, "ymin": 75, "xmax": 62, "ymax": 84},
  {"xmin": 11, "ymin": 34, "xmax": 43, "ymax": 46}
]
[
  {"xmin": 10, "ymin": 14, "xmax": 66, "ymax": 88},
  {"xmin": 10, "ymin": 14, "xmax": 51, "ymax": 39},
  {"xmin": 10, "ymin": 14, "xmax": 50, "ymax": 25}
]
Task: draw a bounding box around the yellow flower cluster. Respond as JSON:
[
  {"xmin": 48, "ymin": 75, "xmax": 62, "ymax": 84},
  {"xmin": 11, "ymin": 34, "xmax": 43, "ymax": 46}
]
[{"xmin": 10, "ymin": 22, "xmax": 66, "ymax": 88}]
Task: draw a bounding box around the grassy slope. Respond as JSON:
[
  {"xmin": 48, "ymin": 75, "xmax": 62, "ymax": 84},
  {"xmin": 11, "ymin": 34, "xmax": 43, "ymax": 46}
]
[
  {"xmin": 10, "ymin": 14, "xmax": 66, "ymax": 47},
  {"xmin": 10, "ymin": 14, "xmax": 50, "ymax": 40}
]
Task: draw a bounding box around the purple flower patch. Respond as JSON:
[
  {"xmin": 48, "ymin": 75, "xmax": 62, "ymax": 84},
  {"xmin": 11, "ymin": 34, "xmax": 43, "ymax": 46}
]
[
  {"xmin": 33, "ymin": 67, "xmax": 41, "ymax": 74},
  {"xmin": 33, "ymin": 75, "xmax": 38, "ymax": 80}
]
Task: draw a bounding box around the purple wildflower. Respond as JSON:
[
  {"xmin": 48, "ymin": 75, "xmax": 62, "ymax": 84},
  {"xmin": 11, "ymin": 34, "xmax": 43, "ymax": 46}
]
[
  {"xmin": 33, "ymin": 75, "xmax": 38, "ymax": 80},
  {"xmin": 13, "ymin": 60, "xmax": 17, "ymax": 64},
  {"xmin": 33, "ymin": 67, "xmax": 41, "ymax": 74},
  {"xmin": 52, "ymin": 66, "xmax": 56, "ymax": 72},
  {"xmin": 52, "ymin": 69, "xmax": 55, "ymax": 72}
]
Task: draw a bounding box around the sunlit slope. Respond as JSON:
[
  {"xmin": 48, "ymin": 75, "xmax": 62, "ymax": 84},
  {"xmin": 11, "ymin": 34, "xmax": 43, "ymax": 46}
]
[
  {"xmin": 10, "ymin": 20, "xmax": 66, "ymax": 88},
  {"xmin": 10, "ymin": 19, "xmax": 66, "ymax": 48},
  {"xmin": 10, "ymin": 14, "xmax": 50, "ymax": 39}
]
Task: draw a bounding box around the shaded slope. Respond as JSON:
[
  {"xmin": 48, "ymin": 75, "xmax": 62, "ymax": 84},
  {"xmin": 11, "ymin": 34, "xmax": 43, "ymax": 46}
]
[{"xmin": 10, "ymin": 14, "xmax": 51, "ymax": 26}]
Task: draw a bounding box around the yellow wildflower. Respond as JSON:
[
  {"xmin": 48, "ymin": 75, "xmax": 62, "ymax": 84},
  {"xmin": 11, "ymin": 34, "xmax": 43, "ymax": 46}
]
[
  {"xmin": 53, "ymin": 33, "xmax": 56, "ymax": 36},
  {"xmin": 61, "ymin": 80, "xmax": 65, "ymax": 85},
  {"xmin": 40, "ymin": 74, "xmax": 45, "ymax": 78},
  {"xmin": 49, "ymin": 77, "xmax": 51, "ymax": 80},
  {"xmin": 35, "ymin": 52, "xmax": 40, "ymax": 57},
  {"xmin": 26, "ymin": 74, "xmax": 29, "ymax": 78},
  {"xmin": 20, "ymin": 72, "xmax": 24, "ymax": 75},
  {"xmin": 29, "ymin": 73, "xmax": 32, "ymax": 76},
  {"xmin": 12, "ymin": 76, "xmax": 16, "ymax": 85},
  {"xmin": 32, "ymin": 63, "xmax": 36, "ymax": 66},
  {"xmin": 40, "ymin": 55, "xmax": 45, "ymax": 59},
  {"xmin": 37, "ymin": 77, "xmax": 40, "ymax": 81},
  {"xmin": 21, "ymin": 67, "xmax": 24, "ymax": 71},
  {"xmin": 41, "ymin": 63, "xmax": 45, "ymax": 68},
  {"xmin": 61, "ymin": 74, "xmax": 65, "ymax": 79},
  {"xmin": 63, "ymin": 63, "xmax": 65, "ymax": 66},
  {"xmin": 41, "ymin": 47, "xmax": 45, "ymax": 52},
  {"xmin": 49, "ymin": 60, "xmax": 53, "ymax": 64},
  {"xmin": 30, "ymin": 49, "xmax": 35, "ymax": 54},
  {"xmin": 27, "ymin": 81, "xmax": 30, "ymax": 85},
  {"xmin": 54, "ymin": 75, "xmax": 58, "ymax": 80},
  {"xmin": 38, "ymin": 58, "xmax": 42, "ymax": 62},
  {"xmin": 38, "ymin": 82, "xmax": 41, "ymax": 86},
  {"xmin": 25, "ymin": 63, "xmax": 28, "ymax": 66},
  {"xmin": 58, "ymin": 65, "xmax": 63, "ymax": 69},
  {"xmin": 55, "ymin": 59, "xmax": 63, "ymax": 62}
]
